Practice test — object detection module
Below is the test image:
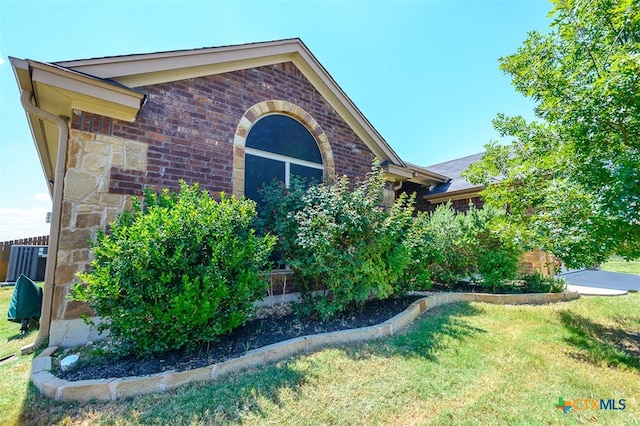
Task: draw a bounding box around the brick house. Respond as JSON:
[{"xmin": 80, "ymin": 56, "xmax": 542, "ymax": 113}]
[
  {"xmin": 11, "ymin": 39, "xmax": 556, "ymax": 349},
  {"xmin": 11, "ymin": 39, "xmax": 455, "ymax": 348}
]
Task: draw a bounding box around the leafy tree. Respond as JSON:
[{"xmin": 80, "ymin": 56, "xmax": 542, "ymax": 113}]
[{"xmin": 465, "ymin": 0, "xmax": 640, "ymax": 268}]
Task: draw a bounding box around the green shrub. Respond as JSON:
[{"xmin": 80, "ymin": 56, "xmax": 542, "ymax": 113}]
[
  {"xmin": 404, "ymin": 203, "xmax": 523, "ymax": 292},
  {"xmin": 402, "ymin": 207, "xmax": 470, "ymax": 289},
  {"xmin": 291, "ymin": 162, "xmax": 415, "ymax": 319},
  {"xmin": 519, "ymin": 271, "xmax": 566, "ymax": 293},
  {"xmin": 257, "ymin": 165, "xmax": 528, "ymax": 308},
  {"xmin": 427, "ymin": 204, "xmax": 477, "ymax": 287},
  {"xmin": 474, "ymin": 234, "xmax": 522, "ymax": 292},
  {"xmin": 384, "ymin": 191, "xmax": 419, "ymax": 295},
  {"xmin": 255, "ymin": 176, "xmax": 312, "ymax": 268},
  {"xmin": 72, "ymin": 182, "xmax": 275, "ymax": 357},
  {"xmin": 459, "ymin": 205, "xmax": 522, "ymax": 292}
]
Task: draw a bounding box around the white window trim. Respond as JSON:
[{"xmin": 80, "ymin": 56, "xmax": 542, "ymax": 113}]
[{"xmin": 285, "ymin": 162, "xmax": 290, "ymax": 188}]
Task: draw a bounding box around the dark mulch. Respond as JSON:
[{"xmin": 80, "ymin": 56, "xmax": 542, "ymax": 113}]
[{"xmin": 58, "ymin": 295, "xmax": 423, "ymax": 381}]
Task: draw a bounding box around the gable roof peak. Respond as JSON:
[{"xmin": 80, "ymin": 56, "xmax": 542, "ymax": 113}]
[{"xmin": 29, "ymin": 38, "xmax": 405, "ymax": 166}]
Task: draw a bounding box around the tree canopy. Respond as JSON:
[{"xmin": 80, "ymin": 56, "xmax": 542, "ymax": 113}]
[{"xmin": 465, "ymin": 0, "xmax": 640, "ymax": 268}]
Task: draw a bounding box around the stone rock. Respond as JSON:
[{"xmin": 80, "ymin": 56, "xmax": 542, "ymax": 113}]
[
  {"xmin": 64, "ymin": 170, "xmax": 99, "ymax": 201},
  {"xmin": 58, "ymin": 228, "xmax": 92, "ymax": 251},
  {"xmin": 60, "ymin": 354, "xmax": 79, "ymax": 372},
  {"xmin": 76, "ymin": 212, "xmax": 102, "ymax": 228},
  {"xmin": 123, "ymin": 140, "xmax": 147, "ymax": 170},
  {"xmin": 81, "ymin": 154, "xmax": 108, "ymax": 174}
]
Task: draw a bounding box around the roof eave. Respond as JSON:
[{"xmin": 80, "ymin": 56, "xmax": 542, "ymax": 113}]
[
  {"xmin": 10, "ymin": 57, "xmax": 146, "ymax": 193},
  {"xmin": 55, "ymin": 39, "xmax": 304, "ymax": 80},
  {"xmin": 10, "ymin": 57, "xmax": 55, "ymax": 193},
  {"xmin": 383, "ymin": 163, "xmax": 451, "ymax": 186},
  {"xmin": 424, "ymin": 186, "xmax": 484, "ymax": 203},
  {"xmin": 404, "ymin": 162, "xmax": 450, "ymax": 183},
  {"xmin": 28, "ymin": 60, "xmax": 146, "ymax": 121}
]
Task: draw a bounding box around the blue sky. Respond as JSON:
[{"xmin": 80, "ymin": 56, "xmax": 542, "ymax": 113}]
[{"xmin": 0, "ymin": 0, "xmax": 551, "ymax": 240}]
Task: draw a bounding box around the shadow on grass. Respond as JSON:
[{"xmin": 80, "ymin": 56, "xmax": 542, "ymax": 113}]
[
  {"xmin": 16, "ymin": 303, "xmax": 486, "ymax": 425},
  {"xmin": 18, "ymin": 362, "xmax": 308, "ymax": 425},
  {"xmin": 346, "ymin": 302, "xmax": 486, "ymax": 362},
  {"xmin": 7, "ymin": 327, "xmax": 37, "ymax": 343},
  {"xmin": 558, "ymin": 310, "xmax": 640, "ymax": 371},
  {"xmin": 612, "ymin": 313, "xmax": 640, "ymax": 329}
]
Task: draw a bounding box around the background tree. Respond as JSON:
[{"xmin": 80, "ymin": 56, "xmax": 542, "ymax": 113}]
[{"xmin": 465, "ymin": 0, "xmax": 640, "ymax": 268}]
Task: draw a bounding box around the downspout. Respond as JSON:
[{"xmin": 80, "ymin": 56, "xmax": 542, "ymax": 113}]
[{"xmin": 19, "ymin": 90, "xmax": 68, "ymax": 354}]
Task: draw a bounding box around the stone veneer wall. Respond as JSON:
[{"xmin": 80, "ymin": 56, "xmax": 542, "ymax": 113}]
[
  {"xmin": 49, "ymin": 129, "xmax": 147, "ymax": 346},
  {"xmin": 519, "ymin": 248, "xmax": 557, "ymax": 277}
]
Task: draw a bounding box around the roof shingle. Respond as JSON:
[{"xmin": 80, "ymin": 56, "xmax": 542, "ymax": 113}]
[{"xmin": 424, "ymin": 152, "xmax": 485, "ymax": 195}]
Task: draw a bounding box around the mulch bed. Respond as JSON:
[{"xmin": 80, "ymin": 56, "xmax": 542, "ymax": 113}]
[{"xmin": 57, "ymin": 295, "xmax": 423, "ymax": 381}]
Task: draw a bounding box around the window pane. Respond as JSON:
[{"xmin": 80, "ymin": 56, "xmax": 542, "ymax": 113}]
[
  {"xmin": 290, "ymin": 163, "xmax": 323, "ymax": 184},
  {"xmin": 244, "ymin": 154, "xmax": 285, "ymax": 203},
  {"xmin": 246, "ymin": 115, "xmax": 322, "ymax": 163}
]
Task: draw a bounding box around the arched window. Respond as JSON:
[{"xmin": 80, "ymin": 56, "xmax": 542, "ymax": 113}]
[{"xmin": 244, "ymin": 114, "xmax": 324, "ymax": 202}]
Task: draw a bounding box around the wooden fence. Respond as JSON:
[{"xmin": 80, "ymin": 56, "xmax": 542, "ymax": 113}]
[{"xmin": 0, "ymin": 235, "xmax": 49, "ymax": 282}]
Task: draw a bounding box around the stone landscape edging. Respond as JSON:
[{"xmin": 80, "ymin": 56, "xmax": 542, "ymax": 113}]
[{"xmin": 31, "ymin": 291, "xmax": 580, "ymax": 402}]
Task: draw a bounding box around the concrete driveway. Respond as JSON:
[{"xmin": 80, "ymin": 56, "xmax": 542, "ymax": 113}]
[{"xmin": 561, "ymin": 270, "xmax": 640, "ymax": 296}]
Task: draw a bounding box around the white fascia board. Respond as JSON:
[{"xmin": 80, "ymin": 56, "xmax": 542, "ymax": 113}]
[{"xmin": 56, "ymin": 40, "xmax": 301, "ymax": 78}]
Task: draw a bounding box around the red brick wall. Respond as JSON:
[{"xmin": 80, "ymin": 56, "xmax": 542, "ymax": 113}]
[
  {"xmin": 397, "ymin": 182, "xmax": 430, "ymax": 212},
  {"xmin": 71, "ymin": 62, "xmax": 376, "ymax": 196}
]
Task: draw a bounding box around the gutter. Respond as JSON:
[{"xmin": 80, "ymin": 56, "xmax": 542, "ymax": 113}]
[
  {"xmin": 404, "ymin": 162, "xmax": 450, "ymax": 183},
  {"xmin": 383, "ymin": 162, "xmax": 451, "ymax": 186},
  {"xmin": 18, "ymin": 90, "xmax": 68, "ymax": 354},
  {"xmin": 423, "ymin": 186, "xmax": 484, "ymax": 204}
]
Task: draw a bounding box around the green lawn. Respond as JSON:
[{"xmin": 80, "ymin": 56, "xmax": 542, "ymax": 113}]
[
  {"xmin": 0, "ymin": 286, "xmax": 38, "ymax": 426},
  {"xmin": 2, "ymin": 287, "xmax": 638, "ymax": 425},
  {"xmin": 601, "ymin": 256, "xmax": 640, "ymax": 276}
]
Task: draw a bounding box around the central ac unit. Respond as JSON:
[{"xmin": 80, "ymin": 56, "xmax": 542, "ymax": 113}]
[{"xmin": 6, "ymin": 245, "xmax": 48, "ymax": 282}]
